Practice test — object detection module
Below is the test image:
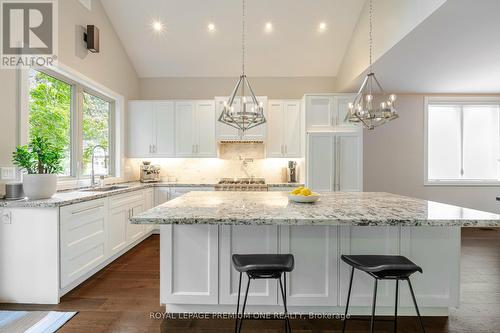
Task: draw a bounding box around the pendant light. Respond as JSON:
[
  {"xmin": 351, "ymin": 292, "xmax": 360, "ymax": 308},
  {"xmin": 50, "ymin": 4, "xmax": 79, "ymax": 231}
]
[
  {"xmin": 346, "ymin": 0, "xmax": 398, "ymax": 130},
  {"xmin": 218, "ymin": 0, "xmax": 266, "ymax": 132}
]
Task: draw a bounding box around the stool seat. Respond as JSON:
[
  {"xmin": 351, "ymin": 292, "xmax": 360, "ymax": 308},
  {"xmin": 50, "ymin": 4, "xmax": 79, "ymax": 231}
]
[
  {"xmin": 232, "ymin": 254, "xmax": 294, "ymax": 273},
  {"xmin": 341, "ymin": 255, "xmax": 422, "ymax": 275}
]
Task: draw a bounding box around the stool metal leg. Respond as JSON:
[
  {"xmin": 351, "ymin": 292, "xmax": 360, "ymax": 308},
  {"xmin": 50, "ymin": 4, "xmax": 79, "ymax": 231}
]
[
  {"xmin": 342, "ymin": 267, "xmax": 355, "ymax": 333},
  {"xmin": 370, "ymin": 279, "xmax": 378, "ymax": 333},
  {"xmin": 238, "ymin": 276, "xmax": 251, "ymax": 333},
  {"xmin": 406, "ymin": 278, "xmax": 426, "ymax": 333},
  {"xmin": 279, "ymin": 273, "xmax": 292, "ymax": 333},
  {"xmin": 394, "ymin": 279, "xmax": 399, "ymax": 333},
  {"xmin": 234, "ymin": 272, "xmax": 243, "ymax": 333}
]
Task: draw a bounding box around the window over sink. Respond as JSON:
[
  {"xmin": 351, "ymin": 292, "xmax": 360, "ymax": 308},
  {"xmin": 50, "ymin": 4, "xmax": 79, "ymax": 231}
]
[
  {"xmin": 27, "ymin": 68, "xmax": 116, "ymax": 179},
  {"xmin": 425, "ymin": 97, "xmax": 500, "ymax": 185}
]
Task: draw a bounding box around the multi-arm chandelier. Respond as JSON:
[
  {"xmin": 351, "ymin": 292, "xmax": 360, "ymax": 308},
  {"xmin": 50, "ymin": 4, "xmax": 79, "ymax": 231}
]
[
  {"xmin": 346, "ymin": 0, "xmax": 398, "ymax": 130},
  {"xmin": 218, "ymin": 0, "xmax": 266, "ymax": 132}
]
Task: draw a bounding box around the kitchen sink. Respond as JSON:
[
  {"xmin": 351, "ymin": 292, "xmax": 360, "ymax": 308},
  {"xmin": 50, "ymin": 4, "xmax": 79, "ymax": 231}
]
[{"xmin": 81, "ymin": 185, "xmax": 130, "ymax": 192}]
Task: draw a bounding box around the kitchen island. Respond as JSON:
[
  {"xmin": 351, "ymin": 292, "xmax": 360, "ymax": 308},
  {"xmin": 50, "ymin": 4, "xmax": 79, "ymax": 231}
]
[{"xmin": 131, "ymin": 191, "xmax": 500, "ymax": 316}]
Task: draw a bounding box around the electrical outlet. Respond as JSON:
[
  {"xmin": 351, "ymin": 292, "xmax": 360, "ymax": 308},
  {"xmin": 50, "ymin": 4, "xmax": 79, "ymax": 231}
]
[{"xmin": 1, "ymin": 167, "xmax": 16, "ymax": 180}]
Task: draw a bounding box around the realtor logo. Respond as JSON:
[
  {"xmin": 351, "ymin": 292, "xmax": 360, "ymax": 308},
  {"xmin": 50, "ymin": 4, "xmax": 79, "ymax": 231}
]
[{"xmin": 1, "ymin": 0, "xmax": 58, "ymax": 67}]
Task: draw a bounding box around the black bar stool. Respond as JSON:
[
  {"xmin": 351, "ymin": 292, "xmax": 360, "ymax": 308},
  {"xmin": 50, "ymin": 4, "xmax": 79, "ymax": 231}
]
[
  {"xmin": 232, "ymin": 254, "xmax": 294, "ymax": 333},
  {"xmin": 341, "ymin": 255, "xmax": 426, "ymax": 333}
]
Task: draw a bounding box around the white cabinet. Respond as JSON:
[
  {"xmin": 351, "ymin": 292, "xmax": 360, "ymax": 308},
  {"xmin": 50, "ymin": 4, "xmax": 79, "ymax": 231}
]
[
  {"xmin": 155, "ymin": 187, "xmax": 170, "ymax": 206},
  {"xmin": 219, "ymin": 226, "xmax": 279, "ymax": 305},
  {"xmin": 307, "ymin": 132, "xmax": 362, "ymax": 192},
  {"xmin": 108, "ymin": 191, "xmax": 144, "ymax": 256},
  {"xmin": 169, "ymin": 187, "xmax": 214, "ymax": 200},
  {"xmin": 161, "ymin": 224, "xmax": 219, "ymax": 304},
  {"xmin": 60, "ymin": 199, "xmax": 107, "ymax": 288},
  {"xmin": 279, "ymin": 226, "xmax": 338, "ymax": 306},
  {"xmin": 175, "ymin": 101, "xmax": 216, "ymax": 157},
  {"xmin": 267, "ymin": 100, "xmax": 302, "ymax": 158},
  {"xmin": 399, "ymin": 227, "xmax": 460, "ymax": 307},
  {"xmin": 339, "ymin": 226, "xmax": 400, "ymax": 307},
  {"xmin": 215, "ymin": 96, "xmax": 268, "ymax": 141},
  {"xmin": 305, "ymin": 94, "xmax": 358, "ymax": 132},
  {"xmin": 128, "ymin": 101, "xmax": 175, "ymax": 157}
]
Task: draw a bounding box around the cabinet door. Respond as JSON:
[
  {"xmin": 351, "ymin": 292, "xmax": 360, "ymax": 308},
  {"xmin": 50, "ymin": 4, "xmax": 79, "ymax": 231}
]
[
  {"xmin": 219, "ymin": 225, "xmax": 279, "ymax": 305},
  {"xmin": 339, "ymin": 226, "xmax": 400, "ymax": 307},
  {"xmin": 175, "ymin": 101, "xmax": 196, "ymax": 157},
  {"xmin": 155, "ymin": 187, "xmax": 170, "ymax": 205},
  {"xmin": 143, "ymin": 189, "xmax": 155, "ymax": 233},
  {"xmin": 305, "ymin": 96, "xmax": 334, "ymax": 131},
  {"xmin": 108, "ymin": 206, "xmax": 128, "ymax": 256},
  {"xmin": 161, "ymin": 224, "xmax": 219, "ymax": 304},
  {"xmin": 337, "ymin": 134, "xmax": 362, "ymax": 192},
  {"xmin": 60, "ymin": 199, "xmax": 107, "ymax": 288},
  {"xmin": 154, "ymin": 101, "xmax": 175, "ymax": 157},
  {"xmin": 283, "ymin": 101, "xmax": 302, "ymax": 157},
  {"xmin": 195, "ymin": 100, "xmax": 217, "ymax": 157},
  {"xmin": 333, "ymin": 95, "xmax": 358, "ymax": 130},
  {"xmin": 280, "ymin": 226, "xmax": 338, "ymax": 306},
  {"xmin": 216, "ymin": 97, "xmax": 241, "ymax": 141},
  {"xmin": 128, "ymin": 101, "xmax": 153, "ymax": 157},
  {"xmin": 307, "ymin": 133, "xmax": 334, "ymax": 192},
  {"xmin": 266, "ymin": 101, "xmax": 284, "ymax": 157},
  {"xmin": 128, "ymin": 200, "xmax": 146, "ymax": 243},
  {"xmin": 400, "ymin": 227, "xmax": 460, "ymax": 307}
]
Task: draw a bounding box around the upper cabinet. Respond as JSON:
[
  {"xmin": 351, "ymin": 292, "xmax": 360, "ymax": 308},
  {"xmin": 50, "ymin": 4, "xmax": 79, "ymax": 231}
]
[
  {"xmin": 267, "ymin": 100, "xmax": 302, "ymax": 158},
  {"xmin": 305, "ymin": 94, "xmax": 359, "ymax": 132},
  {"xmin": 215, "ymin": 96, "xmax": 267, "ymax": 141},
  {"xmin": 128, "ymin": 101, "xmax": 175, "ymax": 158},
  {"xmin": 175, "ymin": 100, "xmax": 216, "ymax": 157},
  {"xmin": 128, "ymin": 100, "xmax": 216, "ymax": 158}
]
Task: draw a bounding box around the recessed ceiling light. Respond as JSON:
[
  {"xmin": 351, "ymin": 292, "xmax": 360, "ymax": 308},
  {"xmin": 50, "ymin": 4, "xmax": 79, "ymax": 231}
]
[
  {"xmin": 208, "ymin": 23, "xmax": 216, "ymax": 32},
  {"xmin": 318, "ymin": 22, "xmax": 327, "ymax": 32},
  {"xmin": 265, "ymin": 22, "xmax": 273, "ymax": 33},
  {"xmin": 152, "ymin": 20, "xmax": 164, "ymax": 32}
]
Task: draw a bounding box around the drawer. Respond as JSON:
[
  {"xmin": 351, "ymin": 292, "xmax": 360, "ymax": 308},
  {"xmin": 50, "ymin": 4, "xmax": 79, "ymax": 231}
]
[
  {"xmin": 109, "ymin": 191, "xmax": 144, "ymax": 209},
  {"xmin": 60, "ymin": 199, "xmax": 107, "ymax": 288}
]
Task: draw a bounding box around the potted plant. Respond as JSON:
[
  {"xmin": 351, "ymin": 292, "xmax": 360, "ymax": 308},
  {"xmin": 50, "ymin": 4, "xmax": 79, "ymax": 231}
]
[{"xmin": 12, "ymin": 136, "xmax": 64, "ymax": 200}]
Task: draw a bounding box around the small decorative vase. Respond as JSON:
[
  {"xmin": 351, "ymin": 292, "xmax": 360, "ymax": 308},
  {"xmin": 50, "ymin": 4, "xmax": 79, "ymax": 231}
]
[{"xmin": 22, "ymin": 174, "xmax": 58, "ymax": 200}]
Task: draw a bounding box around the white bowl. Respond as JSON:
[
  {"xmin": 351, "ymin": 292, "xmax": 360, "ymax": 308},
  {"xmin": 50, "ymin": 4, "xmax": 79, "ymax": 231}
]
[{"xmin": 288, "ymin": 193, "xmax": 320, "ymax": 203}]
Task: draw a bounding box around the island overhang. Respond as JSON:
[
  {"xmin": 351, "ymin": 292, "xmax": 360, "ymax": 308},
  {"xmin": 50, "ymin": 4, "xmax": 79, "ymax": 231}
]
[{"xmin": 131, "ymin": 191, "xmax": 500, "ymax": 227}]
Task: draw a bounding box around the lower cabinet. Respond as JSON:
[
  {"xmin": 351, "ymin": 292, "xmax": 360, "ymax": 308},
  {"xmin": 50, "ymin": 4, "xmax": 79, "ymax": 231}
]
[
  {"xmin": 60, "ymin": 189, "xmax": 155, "ymax": 290},
  {"xmin": 279, "ymin": 226, "xmax": 339, "ymax": 306},
  {"xmin": 160, "ymin": 225, "xmax": 461, "ymax": 311},
  {"xmin": 219, "ymin": 225, "xmax": 279, "ymax": 305},
  {"xmin": 60, "ymin": 199, "xmax": 108, "ymax": 289},
  {"xmin": 161, "ymin": 224, "xmax": 219, "ymax": 304}
]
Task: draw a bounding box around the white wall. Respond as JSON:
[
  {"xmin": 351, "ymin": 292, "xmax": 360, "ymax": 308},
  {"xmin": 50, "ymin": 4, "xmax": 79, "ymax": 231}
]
[
  {"xmin": 139, "ymin": 77, "xmax": 337, "ymax": 100},
  {"xmin": 363, "ymin": 94, "xmax": 500, "ymax": 214},
  {"xmin": 0, "ymin": 0, "xmax": 139, "ymax": 194}
]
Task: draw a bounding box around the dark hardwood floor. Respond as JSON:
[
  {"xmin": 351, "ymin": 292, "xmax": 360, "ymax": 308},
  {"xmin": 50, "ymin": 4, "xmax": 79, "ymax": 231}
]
[{"xmin": 1, "ymin": 228, "xmax": 499, "ymax": 332}]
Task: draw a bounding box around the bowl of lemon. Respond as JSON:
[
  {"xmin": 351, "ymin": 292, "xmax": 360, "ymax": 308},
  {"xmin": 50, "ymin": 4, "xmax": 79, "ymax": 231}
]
[{"xmin": 288, "ymin": 186, "xmax": 320, "ymax": 203}]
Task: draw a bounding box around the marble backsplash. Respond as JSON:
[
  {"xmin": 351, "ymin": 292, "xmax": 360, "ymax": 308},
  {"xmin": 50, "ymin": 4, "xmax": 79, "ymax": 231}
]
[{"xmin": 125, "ymin": 158, "xmax": 305, "ymax": 184}]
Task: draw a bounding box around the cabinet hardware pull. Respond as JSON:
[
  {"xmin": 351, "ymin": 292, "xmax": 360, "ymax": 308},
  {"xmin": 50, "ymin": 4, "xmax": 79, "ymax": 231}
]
[{"xmin": 71, "ymin": 205, "xmax": 104, "ymax": 216}]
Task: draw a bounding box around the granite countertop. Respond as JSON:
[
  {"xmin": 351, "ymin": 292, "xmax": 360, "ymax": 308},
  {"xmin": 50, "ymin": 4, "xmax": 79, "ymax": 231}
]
[
  {"xmin": 0, "ymin": 181, "xmax": 302, "ymax": 208},
  {"xmin": 131, "ymin": 191, "xmax": 500, "ymax": 227}
]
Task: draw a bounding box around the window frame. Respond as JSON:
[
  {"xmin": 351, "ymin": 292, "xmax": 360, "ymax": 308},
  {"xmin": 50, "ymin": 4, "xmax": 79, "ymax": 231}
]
[
  {"xmin": 424, "ymin": 96, "xmax": 500, "ymax": 186},
  {"xmin": 19, "ymin": 64, "xmax": 125, "ymax": 188}
]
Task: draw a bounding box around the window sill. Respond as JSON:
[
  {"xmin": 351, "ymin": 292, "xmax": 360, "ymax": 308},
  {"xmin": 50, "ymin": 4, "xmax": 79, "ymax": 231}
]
[
  {"xmin": 425, "ymin": 180, "xmax": 500, "ymax": 187},
  {"xmin": 57, "ymin": 176, "xmax": 124, "ymax": 191}
]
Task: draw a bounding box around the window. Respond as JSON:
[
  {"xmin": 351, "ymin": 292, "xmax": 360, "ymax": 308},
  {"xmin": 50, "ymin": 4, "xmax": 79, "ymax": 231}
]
[
  {"xmin": 426, "ymin": 98, "xmax": 500, "ymax": 184},
  {"xmin": 28, "ymin": 68, "xmax": 115, "ymax": 179},
  {"xmin": 29, "ymin": 70, "xmax": 72, "ymax": 176}
]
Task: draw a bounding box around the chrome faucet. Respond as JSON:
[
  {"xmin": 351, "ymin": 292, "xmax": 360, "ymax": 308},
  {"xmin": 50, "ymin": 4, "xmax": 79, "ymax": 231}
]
[{"xmin": 91, "ymin": 145, "xmax": 107, "ymax": 187}]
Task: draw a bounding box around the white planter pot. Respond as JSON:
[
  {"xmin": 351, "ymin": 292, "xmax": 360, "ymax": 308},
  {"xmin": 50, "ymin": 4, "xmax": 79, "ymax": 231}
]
[{"xmin": 23, "ymin": 174, "xmax": 58, "ymax": 200}]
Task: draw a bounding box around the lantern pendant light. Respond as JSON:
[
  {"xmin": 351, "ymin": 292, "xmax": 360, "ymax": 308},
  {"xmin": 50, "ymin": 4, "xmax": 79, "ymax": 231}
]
[
  {"xmin": 346, "ymin": 0, "xmax": 398, "ymax": 130},
  {"xmin": 218, "ymin": 0, "xmax": 266, "ymax": 132}
]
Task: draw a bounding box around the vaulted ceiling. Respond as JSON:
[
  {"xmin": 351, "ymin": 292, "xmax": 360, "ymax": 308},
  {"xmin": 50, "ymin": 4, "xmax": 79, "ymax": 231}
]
[{"xmin": 101, "ymin": 0, "xmax": 366, "ymax": 78}]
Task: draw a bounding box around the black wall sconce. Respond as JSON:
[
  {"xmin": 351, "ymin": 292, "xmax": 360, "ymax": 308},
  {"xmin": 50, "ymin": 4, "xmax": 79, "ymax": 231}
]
[{"xmin": 83, "ymin": 25, "xmax": 100, "ymax": 53}]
